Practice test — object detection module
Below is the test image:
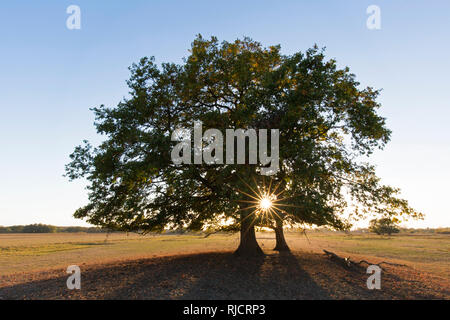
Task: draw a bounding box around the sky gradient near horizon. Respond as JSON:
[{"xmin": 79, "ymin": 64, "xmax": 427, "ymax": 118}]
[{"xmin": 0, "ymin": 1, "xmax": 449, "ymax": 228}]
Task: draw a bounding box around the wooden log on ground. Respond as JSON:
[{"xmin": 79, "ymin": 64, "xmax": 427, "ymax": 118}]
[{"xmin": 323, "ymin": 250, "xmax": 407, "ymax": 271}]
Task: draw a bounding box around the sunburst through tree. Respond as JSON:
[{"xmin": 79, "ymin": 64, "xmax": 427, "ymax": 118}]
[{"xmin": 235, "ymin": 176, "xmax": 299, "ymax": 233}]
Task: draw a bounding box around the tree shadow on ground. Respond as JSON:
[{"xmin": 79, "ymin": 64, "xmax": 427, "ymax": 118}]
[
  {"xmin": 0, "ymin": 250, "xmax": 447, "ymax": 299},
  {"xmin": 0, "ymin": 251, "xmax": 329, "ymax": 299},
  {"xmin": 178, "ymin": 251, "xmax": 331, "ymax": 299}
]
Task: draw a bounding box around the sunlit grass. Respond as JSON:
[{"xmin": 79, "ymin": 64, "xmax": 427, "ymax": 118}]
[{"xmin": 0, "ymin": 232, "xmax": 448, "ymax": 278}]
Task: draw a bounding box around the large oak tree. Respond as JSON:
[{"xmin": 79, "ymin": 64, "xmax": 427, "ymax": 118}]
[{"xmin": 66, "ymin": 35, "xmax": 421, "ymax": 256}]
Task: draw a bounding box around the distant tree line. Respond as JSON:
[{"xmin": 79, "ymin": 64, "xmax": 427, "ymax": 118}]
[
  {"xmin": 399, "ymin": 227, "xmax": 450, "ymax": 235},
  {"xmin": 0, "ymin": 223, "xmax": 447, "ymax": 235},
  {"xmin": 0, "ymin": 224, "xmax": 108, "ymax": 233}
]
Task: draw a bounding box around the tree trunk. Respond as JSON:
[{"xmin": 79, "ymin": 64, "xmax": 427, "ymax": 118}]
[
  {"xmin": 273, "ymin": 218, "xmax": 290, "ymax": 252},
  {"xmin": 234, "ymin": 211, "xmax": 264, "ymax": 256}
]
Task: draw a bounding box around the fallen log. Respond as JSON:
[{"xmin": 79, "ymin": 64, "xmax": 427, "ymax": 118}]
[
  {"xmin": 323, "ymin": 250, "xmax": 407, "ymax": 271},
  {"xmin": 323, "ymin": 250, "xmax": 360, "ymax": 270}
]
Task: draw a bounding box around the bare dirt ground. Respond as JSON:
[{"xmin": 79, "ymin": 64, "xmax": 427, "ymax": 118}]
[
  {"xmin": 0, "ymin": 250, "xmax": 448, "ymax": 300},
  {"xmin": 0, "ymin": 232, "xmax": 448, "ymax": 300}
]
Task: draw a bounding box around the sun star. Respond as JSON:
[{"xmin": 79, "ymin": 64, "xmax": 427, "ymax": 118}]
[
  {"xmin": 234, "ymin": 176, "xmax": 299, "ymax": 227},
  {"xmin": 259, "ymin": 197, "xmax": 272, "ymax": 211}
]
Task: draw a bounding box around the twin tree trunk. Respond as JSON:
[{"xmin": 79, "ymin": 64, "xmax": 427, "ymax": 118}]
[
  {"xmin": 234, "ymin": 208, "xmax": 290, "ymax": 256},
  {"xmin": 273, "ymin": 217, "xmax": 290, "ymax": 252},
  {"xmin": 234, "ymin": 211, "xmax": 264, "ymax": 256}
]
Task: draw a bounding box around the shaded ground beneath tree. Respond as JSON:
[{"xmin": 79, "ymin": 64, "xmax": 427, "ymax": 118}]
[{"xmin": 0, "ymin": 250, "xmax": 448, "ymax": 299}]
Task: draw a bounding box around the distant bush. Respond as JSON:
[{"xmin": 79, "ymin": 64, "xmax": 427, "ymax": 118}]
[
  {"xmin": 61, "ymin": 226, "xmax": 90, "ymax": 233},
  {"xmin": 22, "ymin": 224, "xmax": 56, "ymax": 233},
  {"xmin": 0, "ymin": 225, "xmax": 25, "ymax": 233},
  {"xmin": 435, "ymin": 228, "xmax": 450, "ymax": 235},
  {"xmin": 399, "ymin": 227, "xmax": 450, "ymax": 234},
  {"xmin": 0, "ymin": 226, "xmax": 11, "ymax": 233},
  {"xmin": 369, "ymin": 218, "xmax": 400, "ymax": 235},
  {"xmin": 61, "ymin": 226, "xmax": 108, "ymax": 233}
]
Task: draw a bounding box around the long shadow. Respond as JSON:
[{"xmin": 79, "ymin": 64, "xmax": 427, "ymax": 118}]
[
  {"xmin": 0, "ymin": 251, "xmax": 330, "ymax": 299},
  {"xmin": 101, "ymin": 251, "xmax": 268, "ymax": 299},
  {"xmin": 178, "ymin": 250, "xmax": 331, "ymax": 299},
  {"xmin": 4, "ymin": 250, "xmax": 440, "ymax": 299},
  {"xmin": 0, "ymin": 274, "xmax": 69, "ymax": 300}
]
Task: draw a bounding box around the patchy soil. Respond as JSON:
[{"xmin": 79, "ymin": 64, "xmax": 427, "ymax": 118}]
[{"xmin": 0, "ymin": 250, "xmax": 448, "ymax": 300}]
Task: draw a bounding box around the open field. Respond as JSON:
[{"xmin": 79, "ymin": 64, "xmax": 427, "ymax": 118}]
[{"xmin": 0, "ymin": 232, "xmax": 448, "ymax": 299}]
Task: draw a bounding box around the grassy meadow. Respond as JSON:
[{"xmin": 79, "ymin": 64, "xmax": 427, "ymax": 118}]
[{"xmin": 0, "ymin": 231, "xmax": 448, "ymax": 279}]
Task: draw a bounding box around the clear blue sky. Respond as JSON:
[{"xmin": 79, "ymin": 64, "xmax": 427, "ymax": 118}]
[{"xmin": 0, "ymin": 0, "xmax": 449, "ymax": 228}]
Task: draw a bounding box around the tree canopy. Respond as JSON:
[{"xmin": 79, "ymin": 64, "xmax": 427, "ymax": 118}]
[{"xmin": 65, "ymin": 35, "xmax": 422, "ymax": 256}]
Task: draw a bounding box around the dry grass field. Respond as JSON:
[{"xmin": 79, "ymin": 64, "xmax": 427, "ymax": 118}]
[{"xmin": 0, "ymin": 232, "xmax": 448, "ymax": 299}]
